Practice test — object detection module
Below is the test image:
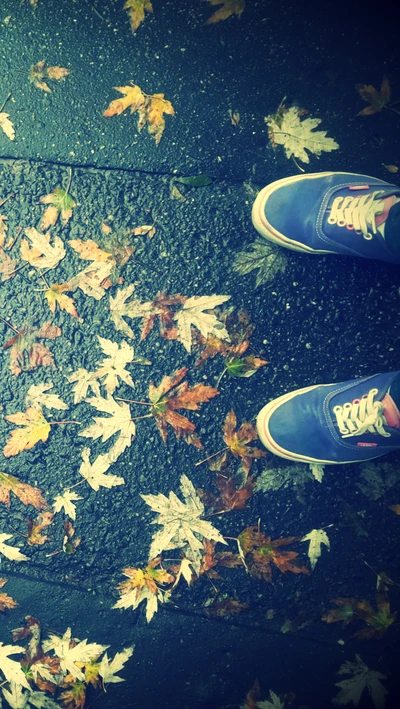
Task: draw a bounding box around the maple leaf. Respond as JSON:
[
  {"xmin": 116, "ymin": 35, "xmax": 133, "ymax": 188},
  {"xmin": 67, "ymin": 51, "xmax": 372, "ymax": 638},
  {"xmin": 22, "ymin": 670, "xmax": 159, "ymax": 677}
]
[
  {"xmin": 0, "ymin": 578, "xmax": 18, "ymax": 612},
  {"xmin": 0, "ymin": 111, "xmax": 15, "ymax": 140},
  {"xmin": 240, "ymin": 679, "xmax": 261, "ymax": 709},
  {"xmin": 44, "ymin": 283, "xmax": 79, "ymax": 319},
  {"xmin": 389, "ymin": 503, "xmax": 400, "ymax": 514},
  {"xmin": 29, "ymin": 60, "xmax": 70, "ymax": 92},
  {"xmin": 11, "ymin": 615, "xmax": 41, "ymax": 660},
  {"xmin": 93, "ymin": 336, "xmax": 150, "ymax": 395},
  {"xmin": 62, "ymin": 520, "xmax": 81, "ymax": 554},
  {"xmin": 69, "ymin": 237, "xmax": 113, "ymax": 264},
  {"xmin": 40, "ymin": 188, "xmax": 76, "ymax": 230},
  {"xmin": 0, "ymin": 533, "xmax": 29, "ymax": 562},
  {"xmin": 104, "ymin": 83, "xmax": 175, "ymax": 144},
  {"xmin": 173, "ymin": 294, "xmax": 231, "ymax": 353},
  {"xmin": 141, "ymin": 474, "xmax": 227, "ymax": 571},
  {"xmin": 99, "ymin": 646, "xmax": 135, "ymax": 684},
  {"xmin": 204, "ymin": 597, "xmax": 249, "ymax": 617},
  {"xmin": 0, "ymin": 472, "xmax": 48, "ymax": 510},
  {"xmin": 323, "ymin": 589, "xmax": 397, "ymax": 639},
  {"xmin": 26, "ymin": 382, "xmax": 68, "ymax": 411},
  {"xmin": 114, "ymin": 558, "xmax": 174, "ymax": 622},
  {"xmin": 256, "ymin": 690, "xmax": 285, "ymax": 709},
  {"xmin": 333, "ymin": 654, "xmax": 388, "ymax": 708},
  {"xmin": 0, "ymin": 214, "xmax": 8, "ymax": 247},
  {"xmin": 356, "ymin": 76, "xmax": 391, "ymax": 116},
  {"xmin": 109, "ymin": 286, "xmax": 184, "ymax": 339},
  {"xmin": 0, "ymin": 643, "xmax": 30, "ymax": 688},
  {"xmin": 124, "ymin": 0, "xmax": 153, "ymax": 32},
  {"xmin": 27, "ymin": 511, "xmax": 54, "ymax": 546},
  {"xmin": 238, "ymin": 526, "xmax": 309, "ymax": 583},
  {"xmin": 79, "ymin": 447, "xmax": 125, "ymax": 490},
  {"xmin": 265, "ymin": 105, "xmax": 339, "ymax": 164},
  {"xmin": 0, "ymin": 248, "xmax": 16, "ymax": 282},
  {"xmin": 4, "ymin": 407, "xmax": 51, "ymax": 458},
  {"xmin": 67, "ymin": 368, "xmax": 101, "ymax": 404},
  {"xmin": 234, "ymin": 238, "xmax": 288, "ymax": 287},
  {"xmin": 204, "ymin": 0, "xmax": 245, "ymax": 23},
  {"xmin": 147, "ymin": 367, "xmax": 219, "ymax": 448},
  {"xmin": 198, "ymin": 469, "xmax": 256, "ymax": 513},
  {"xmin": 301, "ymin": 527, "xmax": 331, "ymax": 569},
  {"xmin": 21, "ymin": 227, "xmax": 66, "ymax": 270},
  {"xmin": 3, "ymin": 322, "xmax": 61, "ymax": 376},
  {"xmin": 42, "ymin": 627, "xmax": 108, "ymax": 681},
  {"xmin": 221, "ymin": 410, "xmax": 266, "ymax": 474},
  {"xmin": 53, "ymin": 490, "xmax": 83, "ymax": 520},
  {"xmin": 80, "ymin": 395, "xmax": 136, "ymax": 461}
]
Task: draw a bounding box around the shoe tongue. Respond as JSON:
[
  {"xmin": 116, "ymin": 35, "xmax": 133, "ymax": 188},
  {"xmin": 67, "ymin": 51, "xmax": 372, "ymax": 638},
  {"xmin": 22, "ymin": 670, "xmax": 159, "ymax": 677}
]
[
  {"xmin": 375, "ymin": 195, "xmax": 398, "ymax": 227},
  {"xmin": 382, "ymin": 393, "xmax": 400, "ymax": 428}
]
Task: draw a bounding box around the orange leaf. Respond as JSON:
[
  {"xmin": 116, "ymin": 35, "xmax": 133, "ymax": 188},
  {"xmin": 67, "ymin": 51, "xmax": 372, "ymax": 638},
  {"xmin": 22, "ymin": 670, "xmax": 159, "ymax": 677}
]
[
  {"xmin": 3, "ymin": 322, "xmax": 61, "ymax": 376},
  {"xmin": 27, "ymin": 511, "xmax": 54, "ymax": 546},
  {"xmin": 124, "ymin": 0, "xmax": 153, "ymax": 33},
  {"xmin": 0, "ymin": 471, "xmax": 48, "ymax": 509},
  {"xmin": 104, "ymin": 83, "xmax": 174, "ymax": 144},
  {"xmin": 0, "ymin": 578, "xmax": 18, "ymax": 611},
  {"xmin": 4, "ymin": 407, "xmax": 51, "ymax": 457},
  {"xmin": 222, "ymin": 410, "xmax": 267, "ymax": 473},
  {"xmin": 204, "ymin": 598, "xmax": 249, "ymax": 617},
  {"xmin": 45, "ymin": 283, "xmax": 79, "ymax": 319},
  {"xmin": 238, "ymin": 526, "xmax": 308, "ymax": 583},
  {"xmin": 205, "ymin": 0, "xmax": 245, "ymax": 23},
  {"xmin": 199, "ymin": 470, "xmax": 256, "ymax": 512},
  {"xmin": 389, "ymin": 504, "xmax": 400, "ymax": 515}
]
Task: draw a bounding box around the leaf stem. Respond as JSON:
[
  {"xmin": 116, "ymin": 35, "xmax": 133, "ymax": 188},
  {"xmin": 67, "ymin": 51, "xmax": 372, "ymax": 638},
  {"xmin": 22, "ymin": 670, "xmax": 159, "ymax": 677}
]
[
  {"xmin": 0, "ymin": 315, "xmax": 21, "ymax": 335},
  {"xmin": 65, "ymin": 479, "xmax": 86, "ymax": 491},
  {"xmin": 130, "ymin": 414, "xmax": 153, "ymax": 421},
  {"xmin": 216, "ymin": 367, "xmax": 227, "ymax": 388},
  {"xmin": 50, "ymin": 420, "xmax": 81, "ymax": 425},
  {"xmin": 6, "ymin": 262, "xmax": 29, "ymax": 278},
  {"xmin": 116, "ymin": 397, "xmax": 151, "ymax": 406},
  {"xmin": 195, "ymin": 446, "xmax": 229, "ymax": 467},
  {"xmin": 65, "ymin": 167, "xmax": 73, "ymax": 195},
  {"xmin": 0, "ymin": 191, "xmax": 15, "ymax": 208},
  {"xmin": 383, "ymin": 104, "xmax": 400, "ymax": 116}
]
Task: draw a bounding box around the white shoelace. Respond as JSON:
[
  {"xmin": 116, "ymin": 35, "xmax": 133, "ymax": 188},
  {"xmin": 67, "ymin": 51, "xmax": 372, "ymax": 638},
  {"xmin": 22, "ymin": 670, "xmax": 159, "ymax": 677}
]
[
  {"xmin": 333, "ymin": 388, "xmax": 391, "ymax": 439},
  {"xmin": 327, "ymin": 190, "xmax": 385, "ymax": 240}
]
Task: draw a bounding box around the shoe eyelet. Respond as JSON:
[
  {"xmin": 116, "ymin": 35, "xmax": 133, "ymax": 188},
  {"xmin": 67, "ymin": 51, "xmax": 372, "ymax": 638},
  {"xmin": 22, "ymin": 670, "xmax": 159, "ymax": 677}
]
[
  {"xmin": 346, "ymin": 224, "xmax": 355, "ymax": 230},
  {"xmin": 352, "ymin": 398, "xmax": 360, "ymax": 404},
  {"xmin": 337, "ymin": 219, "xmax": 346, "ymax": 227},
  {"xmin": 327, "ymin": 216, "xmax": 337, "ymax": 225},
  {"xmin": 364, "ymin": 232, "xmax": 373, "ymax": 241},
  {"xmin": 343, "ymin": 402, "xmax": 352, "ymax": 410},
  {"xmin": 333, "ymin": 405, "xmax": 342, "ymax": 413}
]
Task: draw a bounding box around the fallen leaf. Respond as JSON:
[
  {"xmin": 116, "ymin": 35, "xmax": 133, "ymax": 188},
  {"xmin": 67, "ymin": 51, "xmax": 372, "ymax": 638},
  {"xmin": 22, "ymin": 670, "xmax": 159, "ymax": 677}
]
[
  {"xmin": 234, "ymin": 238, "xmax": 288, "ymax": 287},
  {"xmin": 104, "ymin": 83, "xmax": 174, "ymax": 144},
  {"xmin": 0, "ymin": 578, "xmax": 18, "ymax": 612},
  {"xmin": 79, "ymin": 447, "xmax": 125, "ymax": 490},
  {"xmin": 29, "ymin": 60, "xmax": 70, "ymax": 92},
  {"xmin": 240, "ymin": 679, "xmax": 261, "ymax": 709},
  {"xmin": 238, "ymin": 526, "xmax": 309, "ymax": 583},
  {"xmin": 110, "ymin": 289, "xmax": 186, "ymax": 341},
  {"xmin": 174, "ymin": 294, "xmax": 231, "ymax": 353},
  {"xmin": 42, "ymin": 627, "xmax": 108, "ymax": 681},
  {"xmin": 204, "ymin": 598, "xmax": 248, "ymax": 617},
  {"xmin": 382, "ymin": 164, "xmax": 398, "ymax": 174},
  {"xmin": 3, "ymin": 321, "xmax": 61, "ymax": 376},
  {"xmin": 356, "ymin": 76, "xmax": 391, "ymax": 115},
  {"xmin": 68, "ymin": 260, "xmax": 114, "ymax": 300},
  {"xmin": 124, "ymin": 0, "xmax": 153, "ymax": 32},
  {"xmin": 21, "ymin": 227, "xmax": 66, "ymax": 270},
  {"xmin": 4, "ymin": 407, "xmax": 51, "ymax": 457},
  {"xmin": 141, "ymin": 474, "xmax": 227, "ymax": 572},
  {"xmin": 0, "ymin": 641, "xmax": 30, "ymax": 687},
  {"xmin": 389, "ymin": 503, "xmax": 400, "ymax": 514},
  {"xmin": 0, "ymin": 533, "xmax": 29, "ymax": 562},
  {"xmin": 132, "ymin": 223, "xmax": 156, "ymax": 238},
  {"xmin": 62, "ymin": 520, "xmax": 81, "ymax": 554},
  {"xmin": 170, "ymin": 183, "xmax": 187, "ymax": 202},
  {"xmin": 69, "ymin": 237, "xmax": 113, "ymax": 263},
  {"xmin": 204, "ymin": 0, "xmax": 245, "ymax": 24},
  {"xmin": 0, "ymin": 112, "xmax": 15, "ymax": 140},
  {"xmin": 53, "ymin": 490, "xmax": 83, "ymax": 520},
  {"xmin": 99, "ymin": 646, "xmax": 135, "ymax": 684},
  {"xmin": 148, "ymin": 366, "xmax": 219, "ymax": 448},
  {"xmin": 0, "ymin": 247, "xmax": 17, "ymax": 281},
  {"xmin": 198, "ymin": 469, "xmax": 256, "ymax": 512},
  {"xmin": 26, "ymin": 382, "xmax": 68, "ymax": 411},
  {"xmin": 44, "ymin": 283, "xmax": 79, "ymax": 318},
  {"xmin": 357, "ymin": 460, "xmax": 400, "ymax": 500},
  {"xmin": 114, "ymin": 558, "xmax": 174, "ymax": 622},
  {"xmin": 93, "ymin": 336, "xmax": 150, "ymax": 395},
  {"xmin": 228, "ymin": 109, "xmax": 240, "ymax": 126},
  {"xmin": 80, "ymin": 395, "xmax": 136, "ymax": 461},
  {"xmin": 27, "ymin": 510, "xmax": 54, "ymax": 546},
  {"xmin": 222, "ymin": 410, "xmax": 266, "ymax": 474},
  {"xmin": 323, "ymin": 589, "xmax": 397, "ymax": 639},
  {"xmin": 333, "ymin": 654, "xmax": 388, "ymax": 708},
  {"xmin": 265, "ymin": 105, "xmax": 339, "ymax": 163},
  {"xmin": 0, "ymin": 471, "xmax": 48, "ymax": 510},
  {"xmin": 40, "ymin": 188, "xmax": 76, "ymax": 229},
  {"xmin": 59, "ymin": 683, "xmax": 87, "ymax": 709},
  {"xmin": 67, "ymin": 367, "xmax": 101, "ymax": 404},
  {"xmin": 301, "ymin": 528, "xmax": 331, "ymax": 569}
]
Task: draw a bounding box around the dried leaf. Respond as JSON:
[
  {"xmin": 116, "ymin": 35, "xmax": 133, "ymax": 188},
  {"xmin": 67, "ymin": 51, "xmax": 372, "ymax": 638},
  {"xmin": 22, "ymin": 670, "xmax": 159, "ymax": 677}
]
[
  {"xmin": 4, "ymin": 407, "xmax": 51, "ymax": 457},
  {"xmin": 27, "ymin": 510, "xmax": 54, "ymax": 546},
  {"xmin": 99, "ymin": 646, "xmax": 135, "ymax": 684},
  {"xmin": 0, "ymin": 641, "xmax": 30, "ymax": 687},
  {"xmin": 40, "ymin": 188, "xmax": 76, "ymax": 229},
  {"xmin": 0, "ymin": 533, "xmax": 29, "ymax": 563},
  {"xmin": 42, "ymin": 627, "xmax": 108, "ymax": 681},
  {"xmin": 238, "ymin": 526, "xmax": 309, "ymax": 583},
  {"xmin": 104, "ymin": 83, "xmax": 174, "ymax": 144},
  {"xmin": 0, "ymin": 578, "xmax": 18, "ymax": 612},
  {"xmin": 357, "ymin": 460, "xmax": 400, "ymax": 500},
  {"xmin": 204, "ymin": 0, "xmax": 245, "ymax": 24},
  {"xmin": 234, "ymin": 238, "xmax": 288, "ymax": 287},
  {"xmin": 67, "ymin": 367, "xmax": 101, "ymax": 404},
  {"xmin": 124, "ymin": 0, "xmax": 153, "ymax": 32},
  {"xmin": 204, "ymin": 598, "xmax": 248, "ymax": 617},
  {"xmin": 29, "ymin": 60, "xmax": 70, "ymax": 92},
  {"xmin": 148, "ymin": 366, "xmax": 219, "ymax": 448},
  {"xmin": 222, "ymin": 410, "xmax": 266, "ymax": 474},
  {"xmin": 69, "ymin": 237, "xmax": 113, "ymax": 263},
  {"xmin": 80, "ymin": 395, "xmax": 135, "ymax": 461},
  {"xmin": 382, "ymin": 164, "xmax": 398, "ymax": 174},
  {"xmin": 198, "ymin": 470, "xmax": 256, "ymax": 512},
  {"xmin": 114, "ymin": 558, "xmax": 174, "ymax": 622},
  {"xmin": 3, "ymin": 322, "xmax": 61, "ymax": 376},
  {"xmin": 323, "ymin": 589, "xmax": 397, "ymax": 639},
  {"xmin": 53, "ymin": 490, "xmax": 83, "ymax": 520},
  {"xmin": 389, "ymin": 503, "xmax": 400, "ymax": 515},
  {"xmin": 79, "ymin": 447, "xmax": 125, "ymax": 490},
  {"xmin": 265, "ymin": 105, "xmax": 339, "ymax": 163},
  {"xmin": 0, "ymin": 112, "xmax": 15, "ymax": 140},
  {"xmin": 174, "ymin": 294, "xmax": 231, "ymax": 353},
  {"xmin": 26, "ymin": 382, "xmax": 68, "ymax": 411},
  {"xmin": 333, "ymin": 654, "xmax": 388, "ymax": 708},
  {"xmin": 300, "ymin": 528, "xmax": 331, "ymax": 569},
  {"xmin": 44, "ymin": 283, "xmax": 79, "ymax": 319},
  {"xmin": 93, "ymin": 336, "xmax": 150, "ymax": 395},
  {"xmin": 0, "ymin": 471, "xmax": 48, "ymax": 510},
  {"xmin": 0, "ymin": 247, "xmax": 17, "ymax": 281},
  {"xmin": 62, "ymin": 520, "xmax": 81, "ymax": 554},
  {"xmin": 356, "ymin": 76, "xmax": 391, "ymax": 115},
  {"xmin": 21, "ymin": 227, "xmax": 66, "ymax": 270}
]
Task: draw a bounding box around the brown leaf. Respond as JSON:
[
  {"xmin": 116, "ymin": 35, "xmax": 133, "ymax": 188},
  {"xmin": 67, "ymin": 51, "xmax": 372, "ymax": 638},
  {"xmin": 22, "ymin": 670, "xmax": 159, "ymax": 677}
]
[
  {"xmin": 198, "ymin": 470, "xmax": 256, "ymax": 512},
  {"xmin": 205, "ymin": 0, "xmax": 245, "ymax": 24},
  {"xmin": 104, "ymin": 83, "xmax": 174, "ymax": 144},
  {"xmin": 356, "ymin": 76, "xmax": 391, "ymax": 115},
  {"xmin": 241, "ymin": 679, "xmax": 262, "ymax": 709},
  {"xmin": 59, "ymin": 682, "xmax": 86, "ymax": 709},
  {"xmin": 0, "ymin": 578, "xmax": 18, "ymax": 611},
  {"xmin": 204, "ymin": 597, "xmax": 249, "ymax": 617},
  {"xmin": 389, "ymin": 503, "xmax": 400, "ymax": 514},
  {"xmin": 124, "ymin": 0, "xmax": 153, "ymax": 33},
  {"xmin": 4, "ymin": 322, "xmax": 61, "ymax": 376},
  {"xmin": 27, "ymin": 510, "xmax": 54, "ymax": 546},
  {"xmin": 222, "ymin": 410, "xmax": 267, "ymax": 473},
  {"xmin": 148, "ymin": 367, "xmax": 219, "ymax": 448},
  {"xmin": 322, "ymin": 590, "xmax": 397, "ymax": 639},
  {"xmin": 238, "ymin": 526, "xmax": 309, "ymax": 583},
  {"xmin": 0, "ymin": 471, "xmax": 48, "ymax": 509},
  {"xmin": 29, "ymin": 60, "xmax": 70, "ymax": 91},
  {"xmin": 0, "ymin": 247, "xmax": 17, "ymax": 281},
  {"xmin": 62, "ymin": 520, "xmax": 81, "ymax": 554}
]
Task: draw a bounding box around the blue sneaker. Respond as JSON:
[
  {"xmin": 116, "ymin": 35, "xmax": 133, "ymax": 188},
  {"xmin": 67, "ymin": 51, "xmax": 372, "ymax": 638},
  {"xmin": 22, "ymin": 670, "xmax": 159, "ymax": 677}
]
[
  {"xmin": 256, "ymin": 372, "xmax": 400, "ymax": 464},
  {"xmin": 252, "ymin": 172, "xmax": 400, "ymax": 263}
]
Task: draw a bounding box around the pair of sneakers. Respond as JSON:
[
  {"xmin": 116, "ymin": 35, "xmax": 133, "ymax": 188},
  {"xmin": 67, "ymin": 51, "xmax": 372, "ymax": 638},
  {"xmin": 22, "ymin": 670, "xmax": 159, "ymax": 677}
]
[{"xmin": 252, "ymin": 171, "xmax": 400, "ymax": 464}]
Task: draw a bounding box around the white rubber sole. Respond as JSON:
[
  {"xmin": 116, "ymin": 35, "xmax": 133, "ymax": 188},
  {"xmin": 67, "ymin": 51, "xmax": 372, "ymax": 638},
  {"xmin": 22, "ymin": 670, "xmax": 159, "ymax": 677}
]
[
  {"xmin": 251, "ymin": 172, "xmax": 339, "ymax": 255},
  {"xmin": 256, "ymin": 383, "xmax": 381, "ymax": 466}
]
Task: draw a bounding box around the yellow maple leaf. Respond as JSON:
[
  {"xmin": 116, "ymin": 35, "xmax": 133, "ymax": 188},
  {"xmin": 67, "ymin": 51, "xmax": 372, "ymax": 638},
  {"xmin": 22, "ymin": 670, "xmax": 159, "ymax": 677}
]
[
  {"xmin": 204, "ymin": 0, "xmax": 245, "ymax": 24},
  {"xmin": 45, "ymin": 283, "xmax": 79, "ymax": 319},
  {"xmin": 124, "ymin": 0, "xmax": 153, "ymax": 33},
  {"xmin": 4, "ymin": 407, "xmax": 51, "ymax": 457},
  {"xmin": 29, "ymin": 60, "xmax": 70, "ymax": 92},
  {"xmin": 40, "ymin": 188, "xmax": 76, "ymax": 229},
  {"xmin": 104, "ymin": 84, "xmax": 174, "ymax": 144},
  {"xmin": 0, "ymin": 112, "xmax": 15, "ymax": 141}
]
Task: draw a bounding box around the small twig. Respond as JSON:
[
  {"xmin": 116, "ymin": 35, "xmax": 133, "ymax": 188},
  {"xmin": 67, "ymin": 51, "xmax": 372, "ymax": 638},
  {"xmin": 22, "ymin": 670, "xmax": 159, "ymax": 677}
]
[
  {"xmin": 216, "ymin": 367, "xmax": 227, "ymax": 388},
  {"xmin": 195, "ymin": 446, "xmax": 229, "ymax": 467},
  {"xmin": 0, "ymin": 315, "xmax": 21, "ymax": 335},
  {"xmin": 65, "ymin": 480, "xmax": 86, "ymax": 491},
  {"xmin": 6, "ymin": 262, "xmax": 29, "ymax": 278},
  {"xmin": 116, "ymin": 397, "xmax": 151, "ymax": 406},
  {"xmin": 0, "ymin": 92, "xmax": 12, "ymax": 113},
  {"xmin": 45, "ymin": 549, "xmax": 63, "ymax": 558},
  {"xmin": 65, "ymin": 167, "xmax": 73, "ymax": 195},
  {"xmin": 383, "ymin": 104, "xmax": 400, "ymax": 117},
  {"xmin": 8, "ymin": 524, "xmax": 28, "ymax": 539},
  {"xmin": 40, "ymin": 272, "xmax": 50, "ymax": 289}
]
